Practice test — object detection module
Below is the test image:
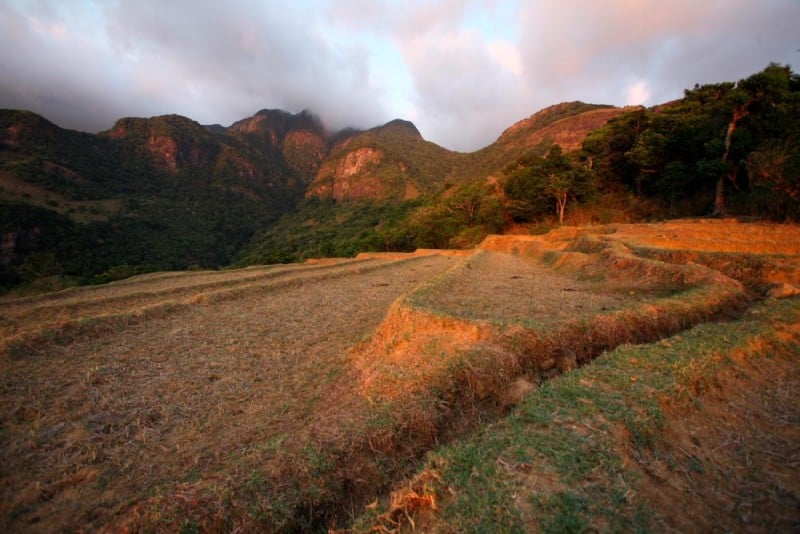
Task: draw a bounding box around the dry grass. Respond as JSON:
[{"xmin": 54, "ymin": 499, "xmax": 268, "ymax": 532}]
[
  {"xmin": 409, "ymin": 249, "xmax": 660, "ymax": 326},
  {"xmin": 1, "ymin": 219, "xmax": 797, "ymax": 532},
  {"xmin": 0, "ymin": 258, "xmax": 378, "ymax": 345},
  {"xmin": 0, "ymin": 254, "xmax": 458, "ymax": 531},
  {"xmin": 361, "ymin": 298, "xmax": 800, "ymax": 533},
  {"xmin": 606, "ymin": 218, "xmax": 800, "ymax": 255}
]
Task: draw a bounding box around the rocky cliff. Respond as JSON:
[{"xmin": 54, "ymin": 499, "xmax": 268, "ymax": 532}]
[
  {"xmin": 305, "ymin": 118, "xmax": 454, "ymax": 201},
  {"xmin": 225, "ymin": 109, "xmax": 329, "ymax": 186}
]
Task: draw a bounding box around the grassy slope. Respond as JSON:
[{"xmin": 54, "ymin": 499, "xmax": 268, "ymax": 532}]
[
  {"xmin": 0, "ymin": 215, "xmax": 800, "ymax": 531},
  {"xmin": 349, "ymin": 222, "xmax": 800, "ymax": 532},
  {"xmin": 0, "ymin": 228, "xmax": 747, "ymax": 532},
  {"xmin": 1, "ymin": 216, "xmax": 796, "ymax": 532},
  {"xmin": 0, "ymin": 255, "xmax": 462, "ymax": 532},
  {"xmin": 355, "ymin": 297, "xmax": 800, "ymax": 532}
]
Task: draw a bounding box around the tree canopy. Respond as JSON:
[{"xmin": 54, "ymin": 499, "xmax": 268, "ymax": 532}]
[{"xmin": 580, "ymin": 63, "xmax": 800, "ymax": 219}]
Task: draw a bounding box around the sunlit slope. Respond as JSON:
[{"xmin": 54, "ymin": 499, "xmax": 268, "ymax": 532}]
[{"xmin": 1, "ymin": 220, "xmax": 797, "ymax": 532}]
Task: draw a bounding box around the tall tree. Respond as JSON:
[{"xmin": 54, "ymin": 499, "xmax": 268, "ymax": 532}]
[{"xmin": 711, "ymin": 64, "xmax": 796, "ymax": 215}]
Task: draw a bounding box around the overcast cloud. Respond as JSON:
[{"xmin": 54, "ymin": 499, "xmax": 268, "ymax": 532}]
[{"xmin": 1, "ymin": 0, "xmax": 797, "ymax": 151}]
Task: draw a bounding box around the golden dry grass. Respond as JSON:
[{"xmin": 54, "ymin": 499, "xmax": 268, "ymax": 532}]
[
  {"xmin": 1, "ymin": 219, "xmax": 797, "ymax": 532},
  {"xmin": 0, "ymin": 258, "xmax": 376, "ymax": 343},
  {"xmin": 409, "ymin": 250, "xmax": 656, "ymax": 326},
  {"xmin": 1, "ymin": 254, "xmax": 458, "ymax": 531}
]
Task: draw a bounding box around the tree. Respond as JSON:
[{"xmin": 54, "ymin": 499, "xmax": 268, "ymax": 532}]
[
  {"xmin": 625, "ymin": 128, "xmax": 666, "ymax": 196},
  {"xmin": 709, "ymin": 64, "xmax": 796, "ymax": 215},
  {"xmin": 746, "ymin": 141, "xmax": 800, "ymax": 219},
  {"xmin": 580, "ymin": 108, "xmax": 649, "ymax": 194},
  {"xmin": 503, "ymin": 145, "xmax": 593, "ymax": 224},
  {"xmin": 502, "ymin": 154, "xmax": 550, "ymax": 222},
  {"xmin": 544, "ymin": 173, "xmax": 571, "ymax": 224},
  {"xmin": 568, "ymin": 64, "xmax": 800, "ymax": 220}
]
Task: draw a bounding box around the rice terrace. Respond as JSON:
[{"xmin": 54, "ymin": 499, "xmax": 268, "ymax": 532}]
[{"xmin": 1, "ymin": 218, "xmax": 799, "ymax": 532}]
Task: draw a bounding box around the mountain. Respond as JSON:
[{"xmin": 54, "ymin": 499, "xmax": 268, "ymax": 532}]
[
  {"xmin": 475, "ymin": 102, "xmax": 637, "ymax": 167},
  {"xmin": 104, "ymin": 113, "xmax": 303, "ymax": 193},
  {"xmin": 306, "ymin": 118, "xmax": 458, "ymax": 201},
  {"xmin": 0, "ymin": 110, "xmax": 303, "ymax": 288},
  {"xmin": 224, "ymin": 109, "xmax": 328, "ymax": 186},
  {"xmin": 0, "ymin": 102, "xmax": 635, "ymax": 289},
  {"xmin": 305, "ymin": 102, "xmax": 631, "ymax": 202},
  {"xmin": 7, "ymin": 64, "xmax": 793, "ymax": 293}
]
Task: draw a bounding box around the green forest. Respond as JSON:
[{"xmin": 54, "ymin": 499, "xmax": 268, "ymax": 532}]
[
  {"xmin": 2, "ymin": 65, "xmax": 798, "ymax": 292},
  {"xmin": 238, "ymin": 64, "xmax": 799, "ymax": 265}
]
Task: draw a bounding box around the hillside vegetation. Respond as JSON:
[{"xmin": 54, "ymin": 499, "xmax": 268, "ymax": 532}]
[
  {"xmin": 0, "ymin": 110, "xmax": 306, "ymax": 291},
  {"xmin": 240, "ymin": 64, "xmax": 800, "ymax": 268}
]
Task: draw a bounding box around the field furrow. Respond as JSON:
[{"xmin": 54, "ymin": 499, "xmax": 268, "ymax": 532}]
[
  {"xmin": 1, "ymin": 220, "xmax": 798, "ymax": 533},
  {"xmin": 0, "ymin": 258, "xmax": 380, "ymax": 340},
  {"xmin": 0, "ymin": 254, "xmax": 458, "ymax": 530}
]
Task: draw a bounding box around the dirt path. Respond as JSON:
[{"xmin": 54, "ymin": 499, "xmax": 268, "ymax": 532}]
[{"xmin": 0, "ymin": 254, "xmax": 457, "ymax": 531}]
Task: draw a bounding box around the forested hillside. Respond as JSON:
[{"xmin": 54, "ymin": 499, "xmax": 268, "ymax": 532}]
[
  {"xmin": 580, "ymin": 63, "xmax": 800, "ymax": 220},
  {"xmin": 0, "ymin": 111, "xmax": 304, "ymax": 290},
  {"xmin": 240, "ymin": 65, "xmax": 799, "ymax": 266},
  {"xmin": 2, "ymin": 65, "xmax": 798, "ymax": 292}
]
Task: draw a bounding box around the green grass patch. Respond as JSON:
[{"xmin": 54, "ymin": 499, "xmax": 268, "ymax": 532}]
[{"xmin": 352, "ymin": 298, "xmax": 800, "ymax": 532}]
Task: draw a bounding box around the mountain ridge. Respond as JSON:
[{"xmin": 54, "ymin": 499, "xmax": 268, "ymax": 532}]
[
  {"xmin": 304, "ymin": 102, "xmax": 628, "ymax": 201},
  {"xmin": 0, "ymin": 101, "xmax": 632, "ymax": 287}
]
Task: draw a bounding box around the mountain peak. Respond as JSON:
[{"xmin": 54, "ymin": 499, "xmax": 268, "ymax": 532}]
[
  {"xmin": 0, "ymin": 109, "xmax": 59, "ymax": 130},
  {"xmin": 104, "ymin": 114, "xmax": 204, "ymax": 140},
  {"xmin": 227, "ymin": 108, "xmax": 327, "ymax": 140},
  {"xmin": 375, "ymin": 119, "xmax": 421, "ymax": 138},
  {"xmin": 497, "ymin": 102, "xmax": 613, "ymax": 140}
]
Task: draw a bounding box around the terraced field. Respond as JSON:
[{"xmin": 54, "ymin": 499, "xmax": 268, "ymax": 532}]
[{"xmin": 1, "ymin": 220, "xmax": 798, "ymax": 532}]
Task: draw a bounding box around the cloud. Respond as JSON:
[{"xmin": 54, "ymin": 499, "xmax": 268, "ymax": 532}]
[
  {"xmin": 343, "ymin": 0, "xmax": 528, "ymax": 151},
  {"xmin": 626, "ymin": 81, "xmax": 650, "ymax": 106},
  {"xmin": 1, "ymin": 0, "xmax": 389, "ymax": 132},
  {"xmin": 399, "ymin": 29, "xmax": 531, "ymax": 150},
  {"xmin": 488, "ymin": 40, "xmax": 523, "ymax": 76},
  {"xmin": 100, "ymin": 0, "xmax": 391, "ymax": 131},
  {"xmin": 515, "ymin": 0, "xmax": 800, "ymax": 113},
  {"xmin": 1, "ymin": 0, "xmax": 798, "ymax": 151}
]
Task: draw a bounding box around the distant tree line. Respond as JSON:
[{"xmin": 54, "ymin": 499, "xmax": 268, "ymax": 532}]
[{"xmin": 580, "ymin": 63, "xmax": 799, "ymax": 220}]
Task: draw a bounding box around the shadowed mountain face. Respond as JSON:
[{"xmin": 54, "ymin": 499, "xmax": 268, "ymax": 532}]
[
  {"xmin": 224, "ymin": 109, "xmax": 329, "ymax": 186},
  {"xmin": 0, "ymin": 110, "xmax": 308, "ymax": 286}
]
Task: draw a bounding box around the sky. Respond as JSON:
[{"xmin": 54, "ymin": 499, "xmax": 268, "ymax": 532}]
[{"xmin": 1, "ymin": 0, "xmax": 798, "ymax": 152}]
